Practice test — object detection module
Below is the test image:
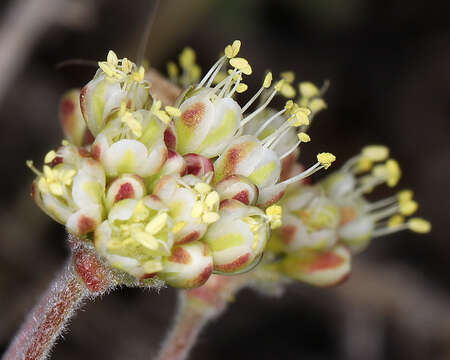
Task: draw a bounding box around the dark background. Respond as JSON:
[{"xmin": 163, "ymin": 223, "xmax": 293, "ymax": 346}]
[{"xmin": 0, "ymin": 0, "xmax": 449, "ymax": 359}]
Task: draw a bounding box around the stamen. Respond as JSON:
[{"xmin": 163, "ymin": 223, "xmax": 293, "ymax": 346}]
[
  {"xmin": 241, "ymin": 72, "xmax": 273, "ymax": 112},
  {"xmin": 26, "ymin": 160, "xmax": 42, "ymax": 176},
  {"xmin": 196, "ymin": 55, "xmax": 227, "ymax": 89},
  {"xmin": 278, "ymin": 154, "xmax": 335, "ymax": 187},
  {"xmin": 280, "ymin": 132, "xmax": 310, "ymax": 160},
  {"xmin": 240, "ymin": 87, "xmax": 279, "ymax": 128},
  {"xmin": 254, "ymin": 108, "xmax": 286, "ymax": 137}
]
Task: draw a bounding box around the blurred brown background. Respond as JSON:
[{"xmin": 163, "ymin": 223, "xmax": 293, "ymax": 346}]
[{"xmin": 0, "ymin": 0, "xmax": 449, "ymax": 359}]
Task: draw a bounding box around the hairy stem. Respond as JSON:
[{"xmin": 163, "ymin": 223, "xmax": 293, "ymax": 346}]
[
  {"xmin": 2, "ymin": 236, "xmax": 115, "ymax": 360},
  {"xmin": 157, "ymin": 275, "xmax": 250, "ymax": 360}
]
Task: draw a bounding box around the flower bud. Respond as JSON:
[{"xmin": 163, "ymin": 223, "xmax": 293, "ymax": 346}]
[
  {"xmin": 203, "ymin": 199, "xmax": 269, "ymax": 273},
  {"xmin": 159, "ymin": 242, "xmax": 213, "ymax": 288},
  {"xmin": 94, "ymin": 196, "xmax": 173, "ymax": 279},
  {"xmin": 214, "ymin": 135, "xmax": 281, "ymax": 189},
  {"xmin": 215, "ymin": 175, "xmax": 258, "ymax": 205},
  {"xmin": 279, "ymin": 245, "xmax": 351, "ymax": 287},
  {"xmin": 105, "ymin": 174, "xmax": 146, "ymax": 210},
  {"xmin": 183, "ymin": 153, "xmax": 214, "ymax": 177},
  {"xmin": 59, "ymin": 89, "xmax": 93, "ymax": 146},
  {"xmin": 80, "ymin": 54, "xmax": 150, "ymax": 136},
  {"xmin": 29, "ymin": 144, "xmax": 105, "ymax": 235},
  {"xmin": 164, "ymin": 121, "xmax": 178, "ymax": 150},
  {"xmin": 91, "ymin": 109, "xmax": 168, "ymax": 178},
  {"xmin": 175, "ymin": 89, "xmax": 242, "ymax": 158},
  {"xmin": 146, "ymin": 150, "xmax": 187, "ymax": 191}
]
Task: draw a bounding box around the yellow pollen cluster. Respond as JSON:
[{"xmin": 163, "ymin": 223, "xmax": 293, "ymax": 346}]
[
  {"xmin": 408, "ymin": 218, "xmax": 431, "ymax": 233},
  {"xmin": 191, "ymin": 183, "xmax": 220, "ymax": 224},
  {"xmin": 119, "ymin": 103, "xmax": 143, "ymax": 137},
  {"xmin": 98, "ymin": 50, "xmax": 143, "ymax": 84},
  {"xmin": 225, "ymin": 40, "xmax": 241, "ymax": 59},
  {"xmin": 388, "ymin": 214, "xmax": 404, "ymax": 228},
  {"xmin": 38, "ymin": 165, "xmax": 76, "ymax": 196},
  {"xmin": 298, "ymin": 132, "xmax": 311, "ymax": 142},
  {"xmin": 266, "ymin": 205, "xmax": 283, "ymax": 229},
  {"xmin": 317, "ymin": 152, "xmax": 336, "ymax": 169},
  {"xmin": 299, "ymin": 81, "xmax": 320, "ymax": 98},
  {"xmin": 151, "ymin": 100, "xmax": 180, "ymax": 124},
  {"xmin": 372, "ymin": 158, "xmax": 401, "ymax": 187},
  {"xmin": 108, "ymin": 201, "xmax": 171, "ymax": 268},
  {"xmin": 243, "ymin": 216, "xmax": 264, "ymax": 250},
  {"xmin": 229, "ymin": 57, "xmax": 252, "ymax": 75},
  {"xmin": 263, "ymin": 72, "xmax": 273, "ymax": 88}
]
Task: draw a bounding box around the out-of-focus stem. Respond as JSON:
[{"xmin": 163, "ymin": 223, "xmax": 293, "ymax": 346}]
[
  {"xmin": 157, "ymin": 275, "xmax": 250, "ymax": 360},
  {"xmin": 2, "ymin": 236, "xmax": 115, "ymax": 360}
]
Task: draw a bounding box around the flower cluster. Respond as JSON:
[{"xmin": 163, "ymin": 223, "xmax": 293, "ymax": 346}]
[
  {"xmin": 28, "ymin": 41, "xmax": 340, "ymax": 289},
  {"xmin": 264, "ymin": 145, "xmax": 430, "ymax": 287},
  {"xmin": 28, "ymin": 40, "xmax": 429, "ymax": 290}
]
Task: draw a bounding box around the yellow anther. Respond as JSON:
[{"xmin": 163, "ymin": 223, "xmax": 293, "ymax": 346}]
[
  {"xmin": 133, "ymin": 200, "xmax": 150, "ymax": 222},
  {"xmin": 356, "ymin": 157, "xmax": 373, "ymax": 173},
  {"xmin": 317, "ymin": 152, "xmax": 336, "ymax": 169},
  {"xmin": 408, "ymin": 218, "xmax": 431, "ymax": 233},
  {"xmin": 202, "ymin": 212, "xmax": 220, "ymax": 224},
  {"xmin": 121, "ymin": 58, "xmax": 133, "ymax": 73},
  {"xmin": 107, "ymin": 50, "xmax": 119, "ymax": 66},
  {"xmin": 229, "ymin": 57, "xmax": 252, "ymax": 75},
  {"xmin": 44, "ymin": 150, "xmax": 57, "ymax": 164},
  {"xmin": 309, "ymin": 98, "xmax": 327, "ymax": 113},
  {"xmin": 281, "ymin": 71, "xmax": 295, "ymax": 83},
  {"xmin": 145, "ymin": 213, "xmax": 168, "ymax": 234},
  {"xmin": 291, "ymin": 107, "xmax": 311, "ymax": 126},
  {"xmin": 121, "ymin": 112, "xmax": 143, "ymax": 137},
  {"xmin": 98, "ymin": 62, "xmax": 115, "ymax": 77},
  {"xmin": 280, "ymin": 83, "xmax": 296, "ymax": 98},
  {"xmin": 190, "ymin": 65, "xmax": 201, "ymax": 81},
  {"xmin": 131, "ymin": 66, "xmax": 145, "ymax": 82},
  {"xmin": 180, "ymin": 47, "xmax": 196, "ymax": 68},
  {"xmin": 225, "ymin": 40, "xmax": 241, "ymax": 58},
  {"xmin": 155, "ymin": 110, "xmax": 171, "ymax": 124},
  {"xmin": 266, "ymin": 205, "xmax": 283, "ymax": 229},
  {"xmin": 372, "ymin": 164, "xmax": 387, "ymax": 178},
  {"xmin": 194, "ymin": 182, "xmax": 211, "ymax": 194},
  {"xmin": 236, "ymin": 83, "xmax": 248, "ymax": 93},
  {"xmin": 388, "ymin": 215, "xmax": 404, "ymax": 228},
  {"xmin": 298, "ymin": 132, "xmax": 311, "ymax": 142},
  {"xmin": 386, "ymin": 159, "xmax": 401, "ymax": 187},
  {"xmin": 165, "ymin": 106, "xmax": 181, "ymax": 117},
  {"xmin": 399, "ymin": 200, "xmax": 418, "ymax": 216},
  {"xmin": 263, "ymin": 72, "xmax": 273, "ymax": 88},
  {"xmin": 284, "ymin": 100, "xmax": 294, "ymax": 110},
  {"xmin": 119, "ymin": 101, "xmax": 127, "ymax": 116},
  {"xmin": 205, "ymin": 191, "xmax": 220, "ymax": 208},
  {"xmin": 142, "ymin": 260, "xmax": 163, "ymax": 273},
  {"xmin": 62, "ymin": 140, "xmax": 69, "ymax": 146},
  {"xmin": 153, "ymin": 99, "xmax": 162, "ymax": 112},
  {"xmin": 299, "ymin": 82, "xmax": 320, "ymax": 98},
  {"xmin": 274, "ymin": 79, "xmax": 285, "ymax": 92},
  {"xmin": 167, "ymin": 61, "xmax": 179, "ymax": 78},
  {"xmin": 212, "ymin": 72, "xmax": 227, "ymax": 84},
  {"xmin": 134, "ymin": 232, "xmax": 159, "ymax": 250},
  {"xmin": 173, "ymin": 221, "xmax": 186, "ymax": 234},
  {"xmin": 191, "ymin": 201, "xmax": 204, "ymax": 218},
  {"xmin": 398, "ymin": 189, "xmax": 413, "ymax": 202},
  {"xmin": 362, "ymin": 145, "xmax": 389, "ymax": 162}
]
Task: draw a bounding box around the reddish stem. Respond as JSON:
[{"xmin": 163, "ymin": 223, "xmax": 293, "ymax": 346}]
[
  {"xmin": 2, "ymin": 236, "xmax": 115, "ymax": 360},
  {"xmin": 157, "ymin": 275, "xmax": 250, "ymax": 360}
]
